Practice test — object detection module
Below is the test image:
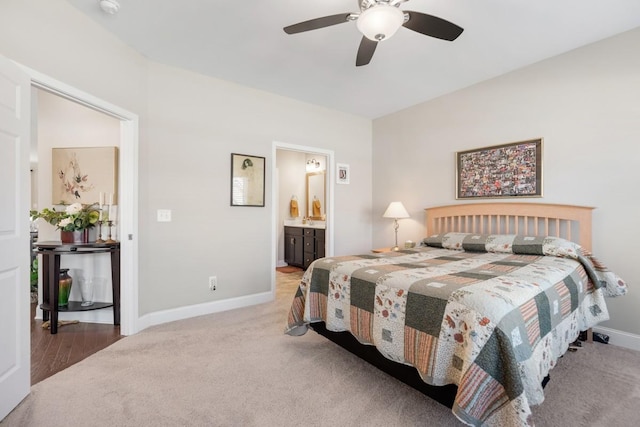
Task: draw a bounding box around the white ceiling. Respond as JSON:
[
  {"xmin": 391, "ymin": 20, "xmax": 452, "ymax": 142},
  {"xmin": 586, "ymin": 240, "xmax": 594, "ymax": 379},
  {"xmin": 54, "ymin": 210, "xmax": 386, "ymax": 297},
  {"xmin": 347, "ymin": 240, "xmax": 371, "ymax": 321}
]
[{"xmin": 67, "ymin": 0, "xmax": 640, "ymax": 118}]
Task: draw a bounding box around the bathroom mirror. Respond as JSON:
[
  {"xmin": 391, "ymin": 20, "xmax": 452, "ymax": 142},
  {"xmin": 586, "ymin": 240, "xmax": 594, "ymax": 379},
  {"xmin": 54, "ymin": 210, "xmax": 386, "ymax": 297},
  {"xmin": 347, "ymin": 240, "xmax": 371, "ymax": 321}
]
[{"xmin": 306, "ymin": 171, "xmax": 325, "ymax": 220}]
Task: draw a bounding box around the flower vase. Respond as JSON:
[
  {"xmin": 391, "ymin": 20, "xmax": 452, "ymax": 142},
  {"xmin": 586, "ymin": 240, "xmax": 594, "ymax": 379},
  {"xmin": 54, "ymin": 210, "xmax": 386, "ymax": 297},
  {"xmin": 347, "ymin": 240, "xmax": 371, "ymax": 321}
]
[
  {"xmin": 58, "ymin": 268, "xmax": 72, "ymax": 308},
  {"xmin": 60, "ymin": 229, "xmax": 89, "ymax": 244}
]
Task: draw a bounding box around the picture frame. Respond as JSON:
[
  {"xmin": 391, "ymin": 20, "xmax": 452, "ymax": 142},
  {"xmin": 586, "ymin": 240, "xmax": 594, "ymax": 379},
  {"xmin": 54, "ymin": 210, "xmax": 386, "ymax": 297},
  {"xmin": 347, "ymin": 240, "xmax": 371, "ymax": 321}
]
[
  {"xmin": 230, "ymin": 153, "xmax": 266, "ymax": 207},
  {"xmin": 336, "ymin": 163, "xmax": 350, "ymax": 185},
  {"xmin": 456, "ymin": 138, "xmax": 543, "ymax": 199},
  {"xmin": 52, "ymin": 146, "xmax": 119, "ymax": 205}
]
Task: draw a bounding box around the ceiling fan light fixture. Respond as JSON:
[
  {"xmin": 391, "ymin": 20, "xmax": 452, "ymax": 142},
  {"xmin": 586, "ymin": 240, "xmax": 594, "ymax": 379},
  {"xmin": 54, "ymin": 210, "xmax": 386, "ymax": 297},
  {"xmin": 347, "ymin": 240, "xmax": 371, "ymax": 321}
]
[
  {"xmin": 356, "ymin": 4, "xmax": 404, "ymax": 41},
  {"xmin": 99, "ymin": 0, "xmax": 120, "ymax": 15}
]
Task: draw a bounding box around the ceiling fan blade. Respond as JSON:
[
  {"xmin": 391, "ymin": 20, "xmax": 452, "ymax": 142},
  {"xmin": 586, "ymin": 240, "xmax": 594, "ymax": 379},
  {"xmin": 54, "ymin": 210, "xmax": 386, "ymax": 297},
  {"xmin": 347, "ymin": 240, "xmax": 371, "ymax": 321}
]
[
  {"xmin": 283, "ymin": 13, "xmax": 352, "ymax": 34},
  {"xmin": 356, "ymin": 36, "xmax": 378, "ymax": 67},
  {"xmin": 402, "ymin": 11, "xmax": 464, "ymax": 41}
]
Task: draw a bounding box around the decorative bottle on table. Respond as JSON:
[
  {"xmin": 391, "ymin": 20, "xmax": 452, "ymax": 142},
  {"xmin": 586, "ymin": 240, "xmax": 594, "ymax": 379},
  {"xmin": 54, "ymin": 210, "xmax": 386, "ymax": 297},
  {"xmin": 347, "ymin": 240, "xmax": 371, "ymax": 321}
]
[{"xmin": 58, "ymin": 268, "xmax": 73, "ymax": 308}]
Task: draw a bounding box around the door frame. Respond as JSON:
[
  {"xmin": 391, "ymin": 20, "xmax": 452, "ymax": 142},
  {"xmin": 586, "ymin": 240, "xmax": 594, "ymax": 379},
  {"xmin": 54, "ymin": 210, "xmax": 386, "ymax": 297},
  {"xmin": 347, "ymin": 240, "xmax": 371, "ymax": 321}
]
[
  {"xmin": 19, "ymin": 63, "xmax": 139, "ymax": 336},
  {"xmin": 271, "ymin": 141, "xmax": 334, "ymax": 297}
]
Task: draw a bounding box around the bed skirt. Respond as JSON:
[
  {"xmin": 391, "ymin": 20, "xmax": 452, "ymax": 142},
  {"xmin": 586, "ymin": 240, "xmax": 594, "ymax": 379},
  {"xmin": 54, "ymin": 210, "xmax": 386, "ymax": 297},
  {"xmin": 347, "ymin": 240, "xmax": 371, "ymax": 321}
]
[{"xmin": 310, "ymin": 321, "xmax": 458, "ymax": 408}]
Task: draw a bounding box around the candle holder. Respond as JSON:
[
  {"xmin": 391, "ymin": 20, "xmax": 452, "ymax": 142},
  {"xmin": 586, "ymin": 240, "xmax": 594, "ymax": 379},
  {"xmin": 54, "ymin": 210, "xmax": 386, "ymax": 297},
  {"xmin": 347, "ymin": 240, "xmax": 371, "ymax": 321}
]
[
  {"xmin": 105, "ymin": 220, "xmax": 116, "ymax": 243},
  {"xmin": 95, "ymin": 220, "xmax": 105, "ymax": 243}
]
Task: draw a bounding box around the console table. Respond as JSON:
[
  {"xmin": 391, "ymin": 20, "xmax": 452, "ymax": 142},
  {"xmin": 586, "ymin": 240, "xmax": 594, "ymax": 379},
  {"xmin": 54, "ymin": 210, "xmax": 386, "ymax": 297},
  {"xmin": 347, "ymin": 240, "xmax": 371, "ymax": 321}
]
[{"xmin": 35, "ymin": 241, "xmax": 120, "ymax": 334}]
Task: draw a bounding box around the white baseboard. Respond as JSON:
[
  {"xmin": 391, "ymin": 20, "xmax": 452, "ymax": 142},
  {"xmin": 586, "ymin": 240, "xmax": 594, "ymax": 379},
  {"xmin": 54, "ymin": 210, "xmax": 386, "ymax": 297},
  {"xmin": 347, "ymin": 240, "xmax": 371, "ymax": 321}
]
[
  {"xmin": 34, "ymin": 306, "xmax": 115, "ymax": 324},
  {"xmin": 593, "ymin": 326, "xmax": 640, "ymax": 351},
  {"xmin": 34, "ymin": 292, "xmax": 275, "ymax": 334},
  {"xmin": 276, "ymin": 260, "xmax": 288, "ymax": 267},
  {"xmin": 136, "ymin": 291, "xmax": 274, "ymax": 333}
]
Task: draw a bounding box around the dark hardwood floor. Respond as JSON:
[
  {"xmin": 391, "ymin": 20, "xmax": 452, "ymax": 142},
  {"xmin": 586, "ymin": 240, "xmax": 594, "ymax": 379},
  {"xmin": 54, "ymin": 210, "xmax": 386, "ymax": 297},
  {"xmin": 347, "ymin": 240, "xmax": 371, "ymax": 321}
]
[{"xmin": 30, "ymin": 302, "xmax": 123, "ymax": 385}]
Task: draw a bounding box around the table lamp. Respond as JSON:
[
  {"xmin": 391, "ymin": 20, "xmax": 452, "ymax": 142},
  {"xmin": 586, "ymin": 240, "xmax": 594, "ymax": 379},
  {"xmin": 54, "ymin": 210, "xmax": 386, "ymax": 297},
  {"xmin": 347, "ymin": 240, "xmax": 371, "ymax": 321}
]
[{"xmin": 383, "ymin": 201, "xmax": 410, "ymax": 251}]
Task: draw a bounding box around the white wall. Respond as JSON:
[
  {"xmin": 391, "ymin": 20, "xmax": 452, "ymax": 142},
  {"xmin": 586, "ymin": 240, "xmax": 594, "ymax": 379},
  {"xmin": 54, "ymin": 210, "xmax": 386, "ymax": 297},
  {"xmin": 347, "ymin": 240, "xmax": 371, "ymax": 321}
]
[
  {"xmin": 0, "ymin": 0, "xmax": 147, "ymax": 118},
  {"xmin": 1, "ymin": 0, "xmax": 373, "ymax": 321},
  {"xmin": 141, "ymin": 62, "xmax": 372, "ymax": 314},
  {"xmin": 372, "ymin": 27, "xmax": 640, "ymax": 337}
]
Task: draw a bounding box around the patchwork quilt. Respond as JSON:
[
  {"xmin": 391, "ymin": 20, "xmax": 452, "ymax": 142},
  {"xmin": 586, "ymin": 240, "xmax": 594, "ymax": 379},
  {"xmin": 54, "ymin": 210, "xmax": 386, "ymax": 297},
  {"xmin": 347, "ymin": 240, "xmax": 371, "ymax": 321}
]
[{"xmin": 285, "ymin": 233, "xmax": 627, "ymax": 427}]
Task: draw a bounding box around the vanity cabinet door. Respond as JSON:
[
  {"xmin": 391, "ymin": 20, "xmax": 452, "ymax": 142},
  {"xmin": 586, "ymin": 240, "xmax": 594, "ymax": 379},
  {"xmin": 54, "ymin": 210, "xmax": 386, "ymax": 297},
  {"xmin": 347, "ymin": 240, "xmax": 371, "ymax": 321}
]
[
  {"xmin": 315, "ymin": 229, "xmax": 325, "ymax": 259},
  {"xmin": 284, "ymin": 227, "xmax": 303, "ymax": 268}
]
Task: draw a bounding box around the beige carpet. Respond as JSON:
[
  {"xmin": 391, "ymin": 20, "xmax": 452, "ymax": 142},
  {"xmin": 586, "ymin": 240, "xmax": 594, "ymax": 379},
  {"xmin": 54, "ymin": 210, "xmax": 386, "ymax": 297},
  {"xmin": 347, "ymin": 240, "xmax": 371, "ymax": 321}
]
[{"xmin": 2, "ymin": 271, "xmax": 639, "ymax": 426}]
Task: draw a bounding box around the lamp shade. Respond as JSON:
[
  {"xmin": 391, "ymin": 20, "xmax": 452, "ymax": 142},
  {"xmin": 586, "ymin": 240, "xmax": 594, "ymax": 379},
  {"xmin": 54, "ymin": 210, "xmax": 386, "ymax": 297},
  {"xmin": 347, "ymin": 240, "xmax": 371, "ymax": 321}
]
[
  {"xmin": 356, "ymin": 4, "xmax": 404, "ymax": 41},
  {"xmin": 383, "ymin": 202, "xmax": 410, "ymax": 219}
]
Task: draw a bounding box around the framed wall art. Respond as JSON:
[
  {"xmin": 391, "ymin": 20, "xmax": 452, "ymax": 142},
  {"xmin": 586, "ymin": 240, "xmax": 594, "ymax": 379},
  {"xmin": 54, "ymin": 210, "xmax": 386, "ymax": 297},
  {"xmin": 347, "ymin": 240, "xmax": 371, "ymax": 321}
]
[
  {"xmin": 336, "ymin": 163, "xmax": 350, "ymax": 185},
  {"xmin": 230, "ymin": 153, "xmax": 266, "ymax": 207},
  {"xmin": 52, "ymin": 146, "xmax": 119, "ymax": 205},
  {"xmin": 456, "ymin": 138, "xmax": 543, "ymax": 199}
]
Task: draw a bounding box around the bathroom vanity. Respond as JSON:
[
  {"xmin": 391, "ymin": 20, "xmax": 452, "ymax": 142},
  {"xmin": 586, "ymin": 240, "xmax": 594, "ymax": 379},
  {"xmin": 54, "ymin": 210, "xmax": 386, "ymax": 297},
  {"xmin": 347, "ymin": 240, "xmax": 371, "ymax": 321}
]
[{"xmin": 284, "ymin": 225, "xmax": 325, "ymax": 269}]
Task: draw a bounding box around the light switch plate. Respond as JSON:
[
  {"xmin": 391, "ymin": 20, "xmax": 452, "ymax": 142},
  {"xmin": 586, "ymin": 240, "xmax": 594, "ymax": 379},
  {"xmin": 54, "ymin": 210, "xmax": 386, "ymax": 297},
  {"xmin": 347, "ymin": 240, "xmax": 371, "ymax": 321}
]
[{"xmin": 157, "ymin": 209, "xmax": 172, "ymax": 222}]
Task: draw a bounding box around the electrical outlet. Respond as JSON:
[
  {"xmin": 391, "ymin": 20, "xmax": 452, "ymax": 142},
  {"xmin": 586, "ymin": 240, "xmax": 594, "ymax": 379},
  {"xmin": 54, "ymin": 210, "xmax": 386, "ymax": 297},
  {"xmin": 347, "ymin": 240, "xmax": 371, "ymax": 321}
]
[
  {"xmin": 157, "ymin": 209, "xmax": 172, "ymax": 222},
  {"xmin": 208, "ymin": 276, "xmax": 217, "ymax": 291}
]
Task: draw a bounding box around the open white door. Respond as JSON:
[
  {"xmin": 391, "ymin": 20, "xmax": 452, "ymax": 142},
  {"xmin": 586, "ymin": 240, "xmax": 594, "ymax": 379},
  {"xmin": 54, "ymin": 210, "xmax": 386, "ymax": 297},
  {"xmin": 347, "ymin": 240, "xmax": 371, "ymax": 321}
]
[{"xmin": 0, "ymin": 54, "xmax": 31, "ymax": 420}]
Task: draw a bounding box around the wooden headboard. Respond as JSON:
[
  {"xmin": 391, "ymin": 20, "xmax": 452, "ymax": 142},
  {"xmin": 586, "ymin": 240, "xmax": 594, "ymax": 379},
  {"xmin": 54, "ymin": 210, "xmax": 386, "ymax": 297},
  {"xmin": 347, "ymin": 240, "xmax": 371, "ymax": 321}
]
[{"xmin": 425, "ymin": 203, "xmax": 594, "ymax": 250}]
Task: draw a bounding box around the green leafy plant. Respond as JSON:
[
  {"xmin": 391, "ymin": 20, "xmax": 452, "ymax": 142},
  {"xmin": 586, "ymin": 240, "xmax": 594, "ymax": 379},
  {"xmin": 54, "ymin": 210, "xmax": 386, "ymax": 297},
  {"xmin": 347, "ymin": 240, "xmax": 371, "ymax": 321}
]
[
  {"xmin": 30, "ymin": 258, "xmax": 38, "ymax": 293},
  {"xmin": 30, "ymin": 202, "xmax": 100, "ymax": 231}
]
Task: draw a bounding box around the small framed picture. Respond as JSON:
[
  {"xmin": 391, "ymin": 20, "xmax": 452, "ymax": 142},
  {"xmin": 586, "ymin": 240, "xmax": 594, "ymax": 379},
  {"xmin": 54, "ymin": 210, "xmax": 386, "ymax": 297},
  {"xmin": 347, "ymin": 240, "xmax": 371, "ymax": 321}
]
[
  {"xmin": 336, "ymin": 163, "xmax": 350, "ymax": 185},
  {"xmin": 230, "ymin": 153, "xmax": 266, "ymax": 207}
]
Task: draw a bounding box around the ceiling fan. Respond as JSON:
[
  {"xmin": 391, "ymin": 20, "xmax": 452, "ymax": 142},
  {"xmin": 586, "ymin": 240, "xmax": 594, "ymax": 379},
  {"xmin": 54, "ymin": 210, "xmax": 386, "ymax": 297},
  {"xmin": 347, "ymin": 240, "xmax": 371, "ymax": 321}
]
[{"xmin": 283, "ymin": 0, "xmax": 463, "ymax": 67}]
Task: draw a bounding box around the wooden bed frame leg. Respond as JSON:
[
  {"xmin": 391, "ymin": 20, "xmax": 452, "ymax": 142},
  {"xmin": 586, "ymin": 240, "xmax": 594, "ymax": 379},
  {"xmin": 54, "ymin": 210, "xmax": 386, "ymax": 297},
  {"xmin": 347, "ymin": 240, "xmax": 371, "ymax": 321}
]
[{"xmin": 586, "ymin": 328, "xmax": 593, "ymax": 343}]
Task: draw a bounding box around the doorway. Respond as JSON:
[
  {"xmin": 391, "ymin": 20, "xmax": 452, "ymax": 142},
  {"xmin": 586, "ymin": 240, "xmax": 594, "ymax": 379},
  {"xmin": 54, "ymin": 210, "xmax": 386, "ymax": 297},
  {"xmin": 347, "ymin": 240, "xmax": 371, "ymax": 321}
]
[
  {"xmin": 271, "ymin": 142, "xmax": 335, "ymax": 296},
  {"xmin": 25, "ymin": 66, "xmax": 139, "ymax": 337},
  {"xmin": 29, "ymin": 88, "xmax": 126, "ymax": 384},
  {"xmin": 32, "ymin": 87, "xmax": 120, "ymax": 317}
]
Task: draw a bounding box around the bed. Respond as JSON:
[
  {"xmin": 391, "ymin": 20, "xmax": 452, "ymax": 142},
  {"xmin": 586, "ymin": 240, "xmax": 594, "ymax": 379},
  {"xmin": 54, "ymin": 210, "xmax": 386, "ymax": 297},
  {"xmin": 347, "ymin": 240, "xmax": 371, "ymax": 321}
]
[{"xmin": 285, "ymin": 203, "xmax": 627, "ymax": 426}]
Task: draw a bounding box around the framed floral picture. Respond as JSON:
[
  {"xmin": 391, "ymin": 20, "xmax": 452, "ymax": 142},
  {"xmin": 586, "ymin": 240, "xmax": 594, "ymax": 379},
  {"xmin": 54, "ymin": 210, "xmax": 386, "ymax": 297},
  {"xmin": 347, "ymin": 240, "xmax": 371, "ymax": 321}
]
[
  {"xmin": 230, "ymin": 153, "xmax": 266, "ymax": 207},
  {"xmin": 52, "ymin": 147, "xmax": 118, "ymax": 205},
  {"xmin": 456, "ymin": 138, "xmax": 543, "ymax": 199}
]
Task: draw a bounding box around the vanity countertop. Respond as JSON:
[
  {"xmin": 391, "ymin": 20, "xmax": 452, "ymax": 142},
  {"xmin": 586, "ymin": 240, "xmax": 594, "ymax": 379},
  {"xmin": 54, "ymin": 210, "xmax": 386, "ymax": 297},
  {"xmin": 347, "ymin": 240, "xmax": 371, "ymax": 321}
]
[{"xmin": 284, "ymin": 220, "xmax": 326, "ymax": 229}]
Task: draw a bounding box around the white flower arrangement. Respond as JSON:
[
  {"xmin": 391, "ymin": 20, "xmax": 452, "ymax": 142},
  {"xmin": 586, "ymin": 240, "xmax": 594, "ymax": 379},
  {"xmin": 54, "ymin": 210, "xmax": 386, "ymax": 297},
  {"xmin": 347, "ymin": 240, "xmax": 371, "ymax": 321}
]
[{"xmin": 31, "ymin": 202, "xmax": 100, "ymax": 232}]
